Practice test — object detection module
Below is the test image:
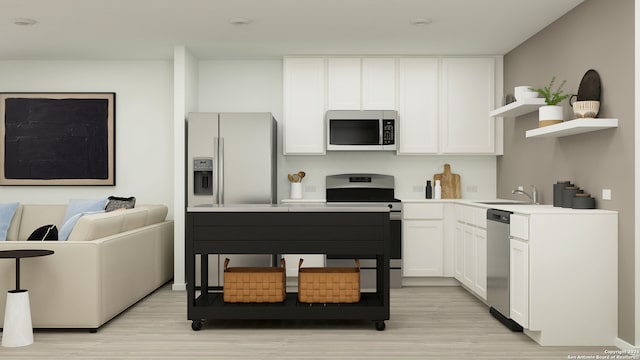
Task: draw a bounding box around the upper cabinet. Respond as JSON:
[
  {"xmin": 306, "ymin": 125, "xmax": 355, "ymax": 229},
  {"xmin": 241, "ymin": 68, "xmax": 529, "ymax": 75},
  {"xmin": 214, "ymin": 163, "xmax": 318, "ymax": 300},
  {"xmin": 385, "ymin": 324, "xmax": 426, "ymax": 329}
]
[
  {"xmin": 441, "ymin": 58, "xmax": 496, "ymax": 154},
  {"xmin": 327, "ymin": 57, "xmax": 396, "ymax": 111},
  {"xmin": 397, "ymin": 58, "xmax": 439, "ymax": 154},
  {"xmin": 283, "ymin": 57, "xmax": 326, "ymax": 155},
  {"xmin": 327, "ymin": 58, "xmax": 361, "ymax": 110},
  {"xmin": 283, "ymin": 56, "xmax": 500, "ymax": 155},
  {"xmin": 362, "ymin": 58, "xmax": 396, "ymax": 110}
]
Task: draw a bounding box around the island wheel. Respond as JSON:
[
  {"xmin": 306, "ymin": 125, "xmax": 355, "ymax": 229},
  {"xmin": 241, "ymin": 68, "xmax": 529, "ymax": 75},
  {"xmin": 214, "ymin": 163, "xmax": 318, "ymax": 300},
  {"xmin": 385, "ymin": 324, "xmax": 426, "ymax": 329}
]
[
  {"xmin": 375, "ymin": 321, "xmax": 386, "ymax": 331},
  {"xmin": 191, "ymin": 320, "xmax": 202, "ymax": 331}
]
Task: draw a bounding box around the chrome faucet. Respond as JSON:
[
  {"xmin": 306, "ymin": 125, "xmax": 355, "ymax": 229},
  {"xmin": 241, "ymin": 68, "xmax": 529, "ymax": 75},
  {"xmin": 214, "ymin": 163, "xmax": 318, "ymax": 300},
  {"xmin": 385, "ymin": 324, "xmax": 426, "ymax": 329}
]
[{"xmin": 512, "ymin": 185, "xmax": 538, "ymax": 204}]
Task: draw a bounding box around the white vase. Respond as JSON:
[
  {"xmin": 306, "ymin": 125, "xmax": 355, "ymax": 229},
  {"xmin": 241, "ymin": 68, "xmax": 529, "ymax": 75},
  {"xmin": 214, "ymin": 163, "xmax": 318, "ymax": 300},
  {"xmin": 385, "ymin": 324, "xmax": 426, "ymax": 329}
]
[
  {"xmin": 290, "ymin": 182, "xmax": 302, "ymax": 199},
  {"xmin": 538, "ymin": 105, "xmax": 563, "ymax": 127}
]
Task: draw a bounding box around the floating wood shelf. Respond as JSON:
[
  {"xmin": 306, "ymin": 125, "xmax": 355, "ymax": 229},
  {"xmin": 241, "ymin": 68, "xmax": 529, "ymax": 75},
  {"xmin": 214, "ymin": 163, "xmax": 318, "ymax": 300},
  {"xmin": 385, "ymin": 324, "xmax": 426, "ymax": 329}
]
[{"xmin": 525, "ymin": 118, "xmax": 618, "ymax": 138}]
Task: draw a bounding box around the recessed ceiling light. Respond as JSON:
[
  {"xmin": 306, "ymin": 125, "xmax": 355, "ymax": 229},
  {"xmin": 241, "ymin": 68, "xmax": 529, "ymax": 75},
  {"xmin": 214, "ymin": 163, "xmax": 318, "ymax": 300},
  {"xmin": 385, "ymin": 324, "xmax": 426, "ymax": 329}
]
[
  {"xmin": 11, "ymin": 18, "xmax": 37, "ymax": 26},
  {"xmin": 411, "ymin": 18, "xmax": 432, "ymax": 26},
  {"xmin": 229, "ymin": 18, "xmax": 252, "ymax": 26}
]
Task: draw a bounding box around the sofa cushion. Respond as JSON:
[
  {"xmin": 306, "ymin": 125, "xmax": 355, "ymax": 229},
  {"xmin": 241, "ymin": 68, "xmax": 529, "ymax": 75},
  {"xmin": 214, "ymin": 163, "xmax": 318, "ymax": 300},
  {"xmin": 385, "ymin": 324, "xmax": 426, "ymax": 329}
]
[
  {"xmin": 138, "ymin": 205, "xmax": 168, "ymax": 226},
  {"xmin": 58, "ymin": 210, "xmax": 105, "ymax": 241},
  {"xmin": 0, "ymin": 202, "xmax": 19, "ymax": 241},
  {"xmin": 27, "ymin": 224, "xmax": 58, "ymax": 241},
  {"xmin": 67, "ymin": 210, "xmax": 125, "ymax": 241},
  {"xmin": 6, "ymin": 205, "xmax": 23, "ymax": 241},
  {"xmin": 17, "ymin": 205, "xmax": 66, "ymax": 241},
  {"xmin": 121, "ymin": 208, "xmax": 149, "ymax": 232}
]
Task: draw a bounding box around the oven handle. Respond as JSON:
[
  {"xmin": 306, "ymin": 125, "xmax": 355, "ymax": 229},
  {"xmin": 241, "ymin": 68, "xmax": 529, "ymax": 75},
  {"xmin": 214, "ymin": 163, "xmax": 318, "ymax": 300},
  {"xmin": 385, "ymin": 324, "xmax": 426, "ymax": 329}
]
[{"xmin": 389, "ymin": 212, "xmax": 401, "ymax": 221}]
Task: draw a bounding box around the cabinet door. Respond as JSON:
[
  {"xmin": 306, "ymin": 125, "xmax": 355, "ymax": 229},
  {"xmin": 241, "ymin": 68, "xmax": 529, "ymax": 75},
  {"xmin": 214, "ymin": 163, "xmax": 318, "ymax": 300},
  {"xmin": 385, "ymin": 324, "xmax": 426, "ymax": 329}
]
[
  {"xmin": 454, "ymin": 222, "xmax": 464, "ymax": 281},
  {"xmin": 327, "ymin": 58, "xmax": 361, "ymax": 110},
  {"xmin": 362, "ymin": 58, "xmax": 396, "ymax": 110},
  {"xmin": 402, "ymin": 220, "xmax": 444, "ymax": 277},
  {"xmin": 283, "ymin": 57, "xmax": 326, "ymax": 154},
  {"xmin": 397, "ymin": 58, "xmax": 439, "ymax": 154},
  {"xmin": 462, "ymin": 224, "xmax": 476, "ymax": 288},
  {"xmin": 440, "ymin": 57, "xmax": 495, "ymax": 154},
  {"xmin": 474, "ymin": 228, "xmax": 487, "ymax": 300},
  {"xmin": 510, "ymin": 238, "xmax": 529, "ymax": 328}
]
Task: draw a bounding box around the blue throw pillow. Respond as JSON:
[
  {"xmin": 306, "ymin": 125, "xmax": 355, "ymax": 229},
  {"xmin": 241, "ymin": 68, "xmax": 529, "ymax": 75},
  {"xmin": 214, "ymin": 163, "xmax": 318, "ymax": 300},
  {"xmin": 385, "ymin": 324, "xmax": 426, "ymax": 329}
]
[
  {"xmin": 58, "ymin": 198, "xmax": 108, "ymax": 241},
  {"xmin": 0, "ymin": 202, "xmax": 19, "ymax": 241}
]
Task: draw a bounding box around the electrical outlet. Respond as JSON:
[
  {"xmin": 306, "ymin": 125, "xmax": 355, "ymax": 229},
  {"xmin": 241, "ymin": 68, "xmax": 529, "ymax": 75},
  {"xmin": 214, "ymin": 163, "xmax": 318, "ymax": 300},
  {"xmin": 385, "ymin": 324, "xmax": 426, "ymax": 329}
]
[
  {"xmin": 304, "ymin": 185, "xmax": 316, "ymax": 193},
  {"xmin": 413, "ymin": 185, "xmax": 423, "ymax": 192},
  {"xmin": 466, "ymin": 185, "xmax": 478, "ymax": 193},
  {"xmin": 602, "ymin": 189, "xmax": 612, "ymax": 200}
]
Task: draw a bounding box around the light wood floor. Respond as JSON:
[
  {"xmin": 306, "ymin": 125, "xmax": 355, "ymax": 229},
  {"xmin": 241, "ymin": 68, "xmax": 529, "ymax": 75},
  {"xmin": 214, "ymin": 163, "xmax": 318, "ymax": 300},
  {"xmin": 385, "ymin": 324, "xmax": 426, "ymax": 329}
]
[{"xmin": 1, "ymin": 284, "xmax": 616, "ymax": 359}]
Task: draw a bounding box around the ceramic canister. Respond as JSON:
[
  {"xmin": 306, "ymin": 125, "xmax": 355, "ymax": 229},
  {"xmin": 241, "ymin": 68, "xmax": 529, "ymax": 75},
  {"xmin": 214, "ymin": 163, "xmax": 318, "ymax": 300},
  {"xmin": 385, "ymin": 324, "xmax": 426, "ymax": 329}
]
[
  {"xmin": 562, "ymin": 187, "xmax": 583, "ymax": 208},
  {"xmin": 553, "ymin": 181, "xmax": 572, "ymax": 207},
  {"xmin": 572, "ymin": 194, "xmax": 596, "ymax": 209}
]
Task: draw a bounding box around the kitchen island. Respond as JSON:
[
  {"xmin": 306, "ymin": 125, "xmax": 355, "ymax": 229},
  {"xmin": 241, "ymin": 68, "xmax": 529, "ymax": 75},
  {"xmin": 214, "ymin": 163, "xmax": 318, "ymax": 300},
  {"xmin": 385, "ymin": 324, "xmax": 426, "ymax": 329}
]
[{"xmin": 185, "ymin": 204, "xmax": 391, "ymax": 331}]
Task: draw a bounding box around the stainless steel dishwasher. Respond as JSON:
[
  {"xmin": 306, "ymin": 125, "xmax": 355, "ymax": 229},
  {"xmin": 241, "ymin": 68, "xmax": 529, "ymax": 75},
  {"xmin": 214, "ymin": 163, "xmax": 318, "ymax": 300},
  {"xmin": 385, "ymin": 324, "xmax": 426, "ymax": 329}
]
[{"xmin": 486, "ymin": 209, "xmax": 523, "ymax": 332}]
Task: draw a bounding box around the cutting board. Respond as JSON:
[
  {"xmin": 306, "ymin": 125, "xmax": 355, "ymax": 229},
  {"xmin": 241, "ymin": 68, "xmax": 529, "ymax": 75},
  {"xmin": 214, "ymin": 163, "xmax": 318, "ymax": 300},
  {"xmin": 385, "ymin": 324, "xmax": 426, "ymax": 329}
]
[{"xmin": 433, "ymin": 164, "xmax": 461, "ymax": 199}]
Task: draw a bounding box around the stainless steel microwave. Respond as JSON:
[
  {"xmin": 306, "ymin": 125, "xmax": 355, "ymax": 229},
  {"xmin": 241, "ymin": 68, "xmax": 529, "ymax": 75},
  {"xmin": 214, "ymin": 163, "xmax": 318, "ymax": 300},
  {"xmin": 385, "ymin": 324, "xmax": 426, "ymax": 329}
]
[{"xmin": 326, "ymin": 110, "xmax": 397, "ymax": 151}]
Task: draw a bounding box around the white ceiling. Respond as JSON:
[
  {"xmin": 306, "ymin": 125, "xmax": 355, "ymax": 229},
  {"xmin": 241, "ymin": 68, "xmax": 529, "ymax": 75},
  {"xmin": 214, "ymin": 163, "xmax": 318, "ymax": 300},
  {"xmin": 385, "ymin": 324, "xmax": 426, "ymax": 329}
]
[{"xmin": 1, "ymin": 0, "xmax": 583, "ymax": 60}]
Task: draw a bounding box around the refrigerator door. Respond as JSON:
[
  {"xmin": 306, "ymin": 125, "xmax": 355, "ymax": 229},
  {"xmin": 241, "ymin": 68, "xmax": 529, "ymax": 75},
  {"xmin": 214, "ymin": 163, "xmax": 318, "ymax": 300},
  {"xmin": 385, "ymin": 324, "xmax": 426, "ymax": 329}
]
[
  {"xmin": 218, "ymin": 113, "xmax": 276, "ymax": 204},
  {"xmin": 187, "ymin": 112, "xmax": 220, "ymax": 207}
]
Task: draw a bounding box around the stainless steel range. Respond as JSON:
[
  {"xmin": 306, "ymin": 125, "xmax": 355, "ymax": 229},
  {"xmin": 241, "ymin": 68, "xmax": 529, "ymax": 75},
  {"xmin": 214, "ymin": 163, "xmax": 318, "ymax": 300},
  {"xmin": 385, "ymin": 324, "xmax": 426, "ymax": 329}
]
[{"xmin": 325, "ymin": 173, "xmax": 402, "ymax": 289}]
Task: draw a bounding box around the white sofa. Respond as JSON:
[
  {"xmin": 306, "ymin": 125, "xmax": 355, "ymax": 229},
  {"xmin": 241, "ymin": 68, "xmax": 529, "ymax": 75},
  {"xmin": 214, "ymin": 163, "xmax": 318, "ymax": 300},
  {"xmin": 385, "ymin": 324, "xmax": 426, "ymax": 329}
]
[{"xmin": 0, "ymin": 204, "xmax": 173, "ymax": 331}]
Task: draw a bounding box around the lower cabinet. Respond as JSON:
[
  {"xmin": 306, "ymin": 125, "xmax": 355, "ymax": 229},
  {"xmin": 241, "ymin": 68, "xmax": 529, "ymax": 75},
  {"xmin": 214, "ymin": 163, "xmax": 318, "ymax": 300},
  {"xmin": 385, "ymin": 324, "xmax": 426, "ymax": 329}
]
[
  {"xmin": 403, "ymin": 220, "xmax": 444, "ymax": 276},
  {"xmin": 454, "ymin": 205, "xmax": 487, "ymax": 300},
  {"xmin": 509, "ymin": 238, "xmax": 529, "ymax": 328},
  {"xmin": 402, "ymin": 202, "xmax": 446, "ymax": 278}
]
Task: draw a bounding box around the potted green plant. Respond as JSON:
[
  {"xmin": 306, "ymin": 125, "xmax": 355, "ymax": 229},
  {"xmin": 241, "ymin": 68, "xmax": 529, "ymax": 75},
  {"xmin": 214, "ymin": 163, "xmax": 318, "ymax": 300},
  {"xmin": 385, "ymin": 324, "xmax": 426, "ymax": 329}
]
[{"xmin": 533, "ymin": 77, "xmax": 571, "ymax": 127}]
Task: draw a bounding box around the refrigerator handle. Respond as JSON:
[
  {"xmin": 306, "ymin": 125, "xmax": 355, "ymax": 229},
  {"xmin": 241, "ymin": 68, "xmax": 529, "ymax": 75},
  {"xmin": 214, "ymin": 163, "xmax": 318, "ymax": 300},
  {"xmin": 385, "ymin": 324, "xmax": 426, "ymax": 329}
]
[
  {"xmin": 214, "ymin": 137, "xmax": 220, "ymax": 204},
  {"xmin": 219, "ymin": 137, "xmax": 225, "ymax": 204}
]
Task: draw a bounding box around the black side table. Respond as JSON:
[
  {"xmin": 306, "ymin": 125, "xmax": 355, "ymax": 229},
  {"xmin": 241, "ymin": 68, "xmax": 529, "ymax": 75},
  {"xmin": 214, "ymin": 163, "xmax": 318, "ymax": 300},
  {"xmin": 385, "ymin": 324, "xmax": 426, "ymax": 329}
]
[{"xmin": 0, "ymin": 249, "xmax": 54, "ymax": 347}]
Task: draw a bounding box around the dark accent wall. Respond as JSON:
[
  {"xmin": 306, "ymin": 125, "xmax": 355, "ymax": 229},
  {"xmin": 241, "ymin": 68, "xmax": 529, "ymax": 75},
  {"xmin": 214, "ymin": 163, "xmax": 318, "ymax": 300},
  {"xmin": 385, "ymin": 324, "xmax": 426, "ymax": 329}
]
[{"xmin": 499, "ymin": 0, "xmax": 634, "ymax": 343}]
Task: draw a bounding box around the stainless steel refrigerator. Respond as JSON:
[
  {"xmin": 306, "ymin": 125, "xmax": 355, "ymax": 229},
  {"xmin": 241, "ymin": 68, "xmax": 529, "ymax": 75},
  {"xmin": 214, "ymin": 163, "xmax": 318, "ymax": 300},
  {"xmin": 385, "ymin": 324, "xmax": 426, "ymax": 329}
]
[{"xmin": 187, "ymin": 112, "xmax": 277, "ymax": 286}]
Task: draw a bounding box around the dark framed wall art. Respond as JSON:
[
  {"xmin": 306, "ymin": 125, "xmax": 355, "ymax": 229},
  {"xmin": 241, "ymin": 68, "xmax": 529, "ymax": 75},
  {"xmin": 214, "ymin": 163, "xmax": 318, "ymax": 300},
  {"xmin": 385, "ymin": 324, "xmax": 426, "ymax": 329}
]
[{"xmin": 0, "ymin": 92, "xmax": 115, "ymax": 185}]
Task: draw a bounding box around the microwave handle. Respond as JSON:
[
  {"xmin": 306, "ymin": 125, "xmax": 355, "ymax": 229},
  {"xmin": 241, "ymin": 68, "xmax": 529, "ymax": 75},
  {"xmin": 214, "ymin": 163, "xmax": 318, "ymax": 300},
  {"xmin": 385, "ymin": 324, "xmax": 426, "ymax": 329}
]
[{"xmin": 379, "ymin": 117, "xmax": 383, "ymax": 145}]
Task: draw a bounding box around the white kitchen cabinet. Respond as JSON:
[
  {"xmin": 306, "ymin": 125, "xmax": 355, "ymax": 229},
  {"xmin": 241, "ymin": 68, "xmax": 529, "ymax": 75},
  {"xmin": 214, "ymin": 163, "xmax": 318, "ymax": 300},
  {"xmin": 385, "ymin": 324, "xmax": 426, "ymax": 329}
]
[
  {"xmin": 327, "ymin": 58, "xmax": 361, "ymax": 110},
  {"xmin": 403, "ymin": 220, "xmax": 443, "ymax": 276},
  {"xmin": 473, "ymin": 227, "xmax": 487, "ymax": 299},
  {"xmin": 461, "ymin": 224, "xmax": 475, "ymax": 288},
  {"xmin": 509, "ymin": 237, "xmax": 529, "ymax": 329},
  {"xmin": 440, "ymin": 57, "xmax": 495, "ymax": 154},
  {"xmin": 453, "ymin": 204, "xmax": 488, "ymax": 300},
  {"xmin": 283, "ymin": 57, "xmax": 326, "ymax": 155},
  {"xmin": 453, "ymin": 222, "xmax": 464, "ymax": 282},
  {"xmin": 327, "ymin": 57, "xmax": 396, "ymax": 111},
  {"xmin": 362, "ymin": 58, "xmax": 396, "ymax": 110},
  {"xmin": 397, "ymin": 58, "xmax": 439, "ymax": 154},
  {"xmin": 402, "ymin": 203, "xmax": 445, "ymax": 277}
]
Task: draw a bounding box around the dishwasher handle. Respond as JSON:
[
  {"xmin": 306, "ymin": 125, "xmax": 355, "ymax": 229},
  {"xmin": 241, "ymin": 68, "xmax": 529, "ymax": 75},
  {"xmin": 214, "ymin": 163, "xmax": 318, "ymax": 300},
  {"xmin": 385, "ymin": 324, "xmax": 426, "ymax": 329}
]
[{"xmin": 487, "ymin": 209, "xmax": 512, "ymax": 223}]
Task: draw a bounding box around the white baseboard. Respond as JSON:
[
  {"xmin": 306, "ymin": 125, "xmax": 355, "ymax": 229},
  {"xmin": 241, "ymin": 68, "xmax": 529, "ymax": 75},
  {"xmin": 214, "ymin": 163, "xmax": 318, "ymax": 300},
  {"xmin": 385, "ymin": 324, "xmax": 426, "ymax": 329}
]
[
  {"xmin": 402, "ymin": 277, "xmax": 460, "ymax": 287},
  {"xmin": 614, "ymin": 337, "xmax": 640, "ymax": 358},
  {"xmin": 172, "ymin": 282, "xmax": 186, "ymax": 291}
]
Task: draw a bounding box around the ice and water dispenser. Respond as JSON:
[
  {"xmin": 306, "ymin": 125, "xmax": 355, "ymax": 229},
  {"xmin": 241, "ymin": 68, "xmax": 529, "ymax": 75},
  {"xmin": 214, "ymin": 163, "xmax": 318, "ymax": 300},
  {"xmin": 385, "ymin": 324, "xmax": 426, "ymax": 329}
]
[{"xmin": 193, "ymin": 158, "xmax": 213, "ymax": 196}]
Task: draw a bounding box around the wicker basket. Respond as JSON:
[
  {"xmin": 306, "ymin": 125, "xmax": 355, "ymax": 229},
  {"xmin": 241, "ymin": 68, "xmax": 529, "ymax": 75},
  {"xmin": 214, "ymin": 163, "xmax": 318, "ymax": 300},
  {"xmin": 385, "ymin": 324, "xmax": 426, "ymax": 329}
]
[
  {"xmin": 298, "ymin": 258, "xmax": 360, "ymax": 303},
  {"xmin": 223, "ymin": 258, "xmax": 286, "ymax": 303}
]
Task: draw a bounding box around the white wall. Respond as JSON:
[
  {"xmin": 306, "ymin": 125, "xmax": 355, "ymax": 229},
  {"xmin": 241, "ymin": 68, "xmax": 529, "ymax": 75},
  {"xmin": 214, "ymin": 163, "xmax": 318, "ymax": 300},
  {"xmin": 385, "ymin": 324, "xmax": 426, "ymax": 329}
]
[
  {"xmin": 197, "ymin": 59, "xmax": 497, "ymax": 202},
  {"xmin": 0, "ymin": 61, "xmax": 174, "ymax": 215}
]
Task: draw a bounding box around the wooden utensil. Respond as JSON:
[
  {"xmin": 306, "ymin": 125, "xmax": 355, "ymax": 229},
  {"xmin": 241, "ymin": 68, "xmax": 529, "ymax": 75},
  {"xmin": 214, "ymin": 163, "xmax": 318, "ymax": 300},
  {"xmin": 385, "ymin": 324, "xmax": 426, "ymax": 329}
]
[
  {"xmin": 288, "ymin": 174, "xmax": 294, "ymax": 183},
  {"xmin": 433, "ymin": 164, "xmax": 461, "ymax": 199},
  {"xmin": 292, "ymin": 174, "xmax": 300, "ymax": 183},
  {"xmin": 297, "ymin": 171, "xmax": 306, "ymax": 181}
]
